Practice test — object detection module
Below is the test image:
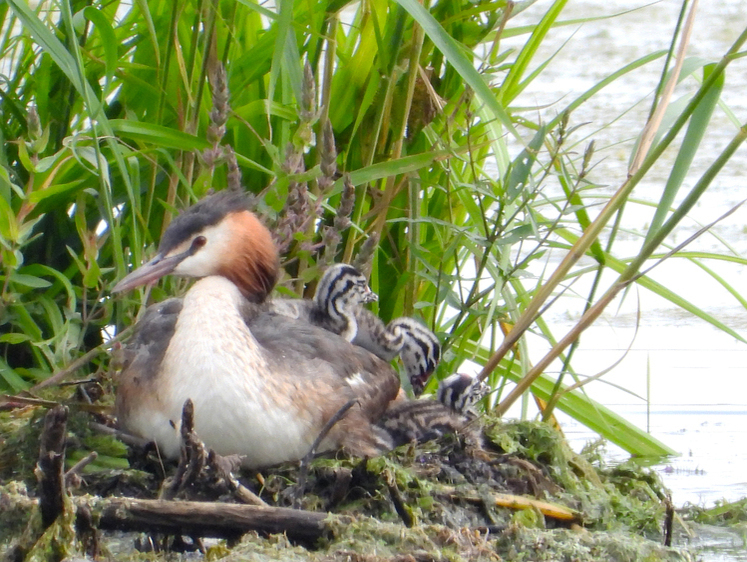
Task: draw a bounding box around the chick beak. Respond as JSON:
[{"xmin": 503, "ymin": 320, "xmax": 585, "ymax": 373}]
[
  {"xmin": 363, "ymin": 288, "xmax": 379, "ymax": 304},
  {"xmin": 410, "ymin": 371, "xmax": 431, "ymax": 396},
  {"xmin": 111, "ymin": 252, "xmax": 185, "ymax": 294}
]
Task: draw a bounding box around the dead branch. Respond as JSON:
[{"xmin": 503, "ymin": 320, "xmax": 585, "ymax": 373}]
[
  {"xmin": 90, "ymin": 421, "xmax": 151, "ymax": 448},
  {"xmin": 384, "ymin": 469, "xmax": 414, "ymax": 528},
  {"xmin": 663, "ymin": 494, "xmax": 674, "ymax": 547},
  {"xmin": 91, "ymin": 497, "xmax": 331, "ymax": 542},
  {"xmin": 207, "ymin": 451, "xmax": 267, "ymax": 506},
  {"xmin": 65, "ymin": 451, "xmax": 98, "ymax": 489},
  {"xmin": 442, "ymin": 489, "xmax": 581, "ymax": 523},
  {"xmin": 35, "ymin": 404, "xmax": 68, "ymax": 529},
  {"xmin": 162, "ymin": 399, "xmax": 207, "ymax": 500},
  {"xmin": 160, "ymin": 400, "xmax": 267, "ymax": 506}
]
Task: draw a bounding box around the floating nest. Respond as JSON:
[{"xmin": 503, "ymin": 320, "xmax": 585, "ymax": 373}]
[{"xmin": 0, "ymin": 399, "xmax": 694, "ymax": 562}]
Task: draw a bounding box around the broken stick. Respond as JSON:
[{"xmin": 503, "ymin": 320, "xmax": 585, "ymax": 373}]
[
  {"xmin": 35, "ymin": 404, "xmax": 68, "ymax": 529},
  {"xmin": 93, "ymin": 497, "xmax": 331, "ymax": 542}
]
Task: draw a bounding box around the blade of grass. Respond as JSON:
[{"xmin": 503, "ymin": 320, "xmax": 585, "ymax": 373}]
[
  {"xmin": 646, "ymin": 62, "xmax": 723, "ymax": 241},
  {"xmin": 500, "ymin": 0, "xmax": 569, "ymax": 104},
  {"xmin": 394, "ymin": 0, "xmax": 522, "ymax": 143},
  {"xmin": 476, "ymin": 23, "xmax": 747, "ymax": 386},
  {"xmin": 629, "ymin": 0, "xmax": 698, "ymax": 175},
  {"xmin": 496, "ymin": 118, "xmax": 747, "ymax": 416}
]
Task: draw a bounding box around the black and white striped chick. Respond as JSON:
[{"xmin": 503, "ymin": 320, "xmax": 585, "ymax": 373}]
[
  {"xmin": 437, "ymin": 373, "xmax": 490, "ymax": 415},
  {"xmin": 270, "ymin": 265, "xmax": 441, "ymax": 394},
  {"xmin": 379, "ymin": 373, "xmax": 489, "ymax": 450},
  {"xmin": 269, "ymin": 263, "xmax": 377, "ymax": 341},
  {"xmin": 353, "ymin": 314, "xmax": 441, "ymax": 395},
  {"xmin": 376, "ymin": 398, "xmax": 480, "ymax": 449}
]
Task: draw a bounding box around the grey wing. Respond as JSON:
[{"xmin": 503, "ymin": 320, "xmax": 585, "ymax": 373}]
[
  {"xmin": 244, "ymin": 309, "xmax": 401, "ymax": 422},
  {"xmin": 115, "ymin": 298, "xmax": 183, "ymax": 427},
  {"xmin": 120, "ymin": 298, "xmax": 183, "ymax": 382},
  {"xmin": 266, "ymin": 297, "xmax": 314, "ymax": 322}
]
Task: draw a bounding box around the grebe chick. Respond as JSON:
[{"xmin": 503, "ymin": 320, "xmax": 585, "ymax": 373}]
[
  {"xmin": 352, "ymin": 314, "xmax": 441, "ymax": 395},
  {"xmin": 112, "ymin": 191, "xmax": 399, "ymax": 468},
  {"xmin": 269, "ymin": 263, "xmax": 377, "ymax": 341},
  {"xmin": 270, "ymin": 268, "xmax": 439, "ymax": 393},
  {"xmin": 437, "ymin": 373, "xmax": 490, "ymax": 414},
  {"xmin": 376, "ymin": 398, "xmax": 477, "ymax": 449}
]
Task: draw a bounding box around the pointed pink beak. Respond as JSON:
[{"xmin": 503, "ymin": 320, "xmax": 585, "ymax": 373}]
[{"xmin": 111, "ymin": 252, "xmax": 183, "ymax": 294}]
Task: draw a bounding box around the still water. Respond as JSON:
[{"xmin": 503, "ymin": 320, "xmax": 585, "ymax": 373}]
[
  {"xmin": 560, "ymin": 405, "xmax": 747, "ymax": 560},
  {"xmin": 497, "ymin": 1, "xmax": 747, "ymax": 558}
]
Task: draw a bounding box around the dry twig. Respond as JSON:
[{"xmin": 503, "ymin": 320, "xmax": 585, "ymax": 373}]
[{"xmin": 35, "ymin": 405, "xmax": 68, "ymax": 529}]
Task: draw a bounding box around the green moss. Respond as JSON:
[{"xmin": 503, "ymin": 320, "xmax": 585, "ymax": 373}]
[
  {"xmin": 0, "ymin": 416, "xmax": 693, "ymax": 561},
  {"xmin": 0, "ymin": 407, "xmax": 47, "ymax": 486},
  {"xmin": 682, "ymin": 497, "xmax": 747, "ymax": 525},
  {"xmin": 492, "ymin": 526, "xmax": 692, "ymax": 562},
  {"xmin": 5, "ymin": 490, "xmax": 84, "ymax": 562},
  {"xmin": 0, "ymin": 482, "xmax": 36, "ymax": 544},
  {"xmin": 482, "ymin": 418, "xmax": 671, "ymax": 536},
  {"xmin": 511, "ymin": 506, "xmax": 545, "ymax": 529}
]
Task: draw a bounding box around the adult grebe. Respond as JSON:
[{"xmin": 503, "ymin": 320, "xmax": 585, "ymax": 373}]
[{"xmin": 112, "ymin": 191, "xmax": 400, "ymax": 468}]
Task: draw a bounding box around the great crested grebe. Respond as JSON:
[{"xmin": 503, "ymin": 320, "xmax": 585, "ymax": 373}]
[
  {"xmin": 112, "ymin": 191, "xmax": 402, "ymax": 468},
  {"xmin": 437, "ymin": 373, "xmax": 490, "ymax": 414},
  {"xmin": 270, "ymin": 265, "xmax": 441, "ymax": 393},
  {"xmin": 268, "ymin": 263, "xmax": 378, "ymax": 342}
]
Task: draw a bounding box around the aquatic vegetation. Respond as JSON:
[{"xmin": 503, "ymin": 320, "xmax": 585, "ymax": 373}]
[
  {"xmin": 682, "ymin": 497, "xmax": 747, "ymax": 526},
  {"xmin": 0, "ymin": 413, "xmax": 691, "ymax": 560}
]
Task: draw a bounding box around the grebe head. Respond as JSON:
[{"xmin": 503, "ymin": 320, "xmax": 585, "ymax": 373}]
[
  {"xmin": 112, "ymin": 191, "xmax": 279, "ymax": 301},
  {"xmin": 388, "ymin": 317, "xmax": 441, "ymax": 394},
  {"xmin": 437, "ymin": 372, "xmax": 489, "ymax": 413},
  {"xmin": 315, "ymin": 263, "xmax": 378, "ymax": 316}
]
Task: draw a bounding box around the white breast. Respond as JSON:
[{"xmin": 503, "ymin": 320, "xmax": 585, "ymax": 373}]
[{"xmin": 127, "ymin": 276, "xmax": 320, "ymax": 468}]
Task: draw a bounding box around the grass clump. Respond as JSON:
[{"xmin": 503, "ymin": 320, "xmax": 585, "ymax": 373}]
[{"xmin": 682, "ymin": 497, "xmax": 747, "ymax": 526}]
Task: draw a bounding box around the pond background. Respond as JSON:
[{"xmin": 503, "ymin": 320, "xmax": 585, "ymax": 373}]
[
  {"xmin": 494, "ymin": 2, "xmax": 747, "ymax": 557},
  {"xmin": 493, "ymin": 1, "xmax": 747, "ymax": 558},
  {"xmin": 496, "ymin": 0, "xmax": 747, "ymax": 517}
]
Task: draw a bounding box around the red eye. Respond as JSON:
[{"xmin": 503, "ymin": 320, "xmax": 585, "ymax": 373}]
[{"xmin": 192, "ymin": 236, "xmax": 207, "ymax": 250}]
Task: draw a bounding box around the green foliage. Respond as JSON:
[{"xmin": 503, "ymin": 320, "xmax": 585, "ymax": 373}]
[
  {"xmin": 0, "ymin": 407, "xmax": 46, "ymax": 483},
  {"xmin": 0, "ymin": 0, "xmax": 745, "ymax": 462},
  {"xmin": 683, "ymin": 497, "xmax": 747, "ymax": 525},
  {"xmin": 486, "ymin": 419, "xmax": 572, "ymax": 470}
]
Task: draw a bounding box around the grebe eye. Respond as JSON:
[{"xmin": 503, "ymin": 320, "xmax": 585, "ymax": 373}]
[{"xmin": 191, "ymin": 236, "xmax": 207, "ymax": 250}]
